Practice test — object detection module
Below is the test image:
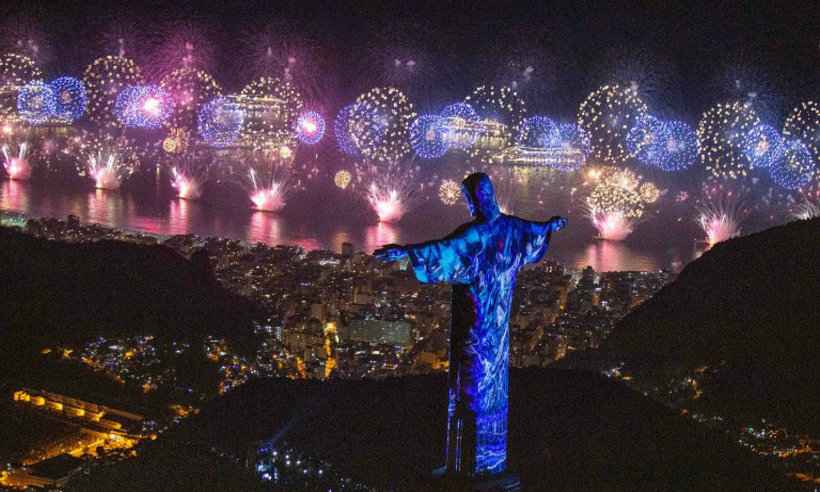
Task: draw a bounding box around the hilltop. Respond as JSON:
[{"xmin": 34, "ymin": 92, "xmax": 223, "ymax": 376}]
[{"xmin": 563, "ymin": 218, "xmax": 820, "ymax": 432}]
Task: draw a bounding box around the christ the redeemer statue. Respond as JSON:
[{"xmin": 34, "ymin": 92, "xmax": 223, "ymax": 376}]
[{"xmin": 375, "ymin": 172, "xmax": 567, "ymax": 482}]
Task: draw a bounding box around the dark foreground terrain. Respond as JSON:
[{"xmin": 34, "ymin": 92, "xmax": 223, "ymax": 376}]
[
  {"xmin": 68, "ymin": 370, "xmax": 796, "ymax": 491},
  {"xmin": 563, "ymin": 218, "xmax": 820, "ymax": 433}
]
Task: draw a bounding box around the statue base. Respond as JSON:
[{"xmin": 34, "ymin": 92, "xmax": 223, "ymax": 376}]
[{"xmin": 429, "ymin": 467, "xmax": 521, "ymax": 491}]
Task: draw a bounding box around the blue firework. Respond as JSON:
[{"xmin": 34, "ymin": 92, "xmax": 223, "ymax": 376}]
[
  {"xmin": 769, "ymin": 139, "xmax": 816, "ymax": 190},
  {"xmin": 334, "ymin": 104, "xmax": 360, "ymax": 157},
  {"xmin": 440, "ymin": 102, "xmax": 479, "ymax": 121},
  {"xmin": 48, "ymin": 76, "xmax": 87, "ymax": 123},
  {"xmin": 410, "ymin": 114, "xmax": 448, "ymax": 159},
  {"xmin": 556, "ymin": 123, "xmax": 591, "ymax": 157},
  {"xmin": 17, "ymin": 81, "xmax": 56, "ymax": 125},
  {"xmin": 295, "ymin": 110, "xmax": 326, "ymax": 145},
  {"xmin": 114, "ymin": 85, "xmax": 173, "ymax": 129},
  {"xmin": 742, "ymin": 124, "xmax": 783, "ymax": 169},
  {"xmin": 516, "ymin": 115, "xmax": 560, "ymax": 148},
  {"xmin": 654, "ymin": 120, "xmax": 697, "ymax": 172},
  {"xmin": 626, "ymin": 114, "xmax": 665, "ymax": 166},
  {"xmin": 197, "ymin": 97, "xmax": 244, "ymax": 148}
]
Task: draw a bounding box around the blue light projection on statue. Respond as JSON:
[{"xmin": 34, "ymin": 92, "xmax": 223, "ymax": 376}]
[{"xmin": 374, "ymin": 172, "xmax": 566, "ymax": 477}]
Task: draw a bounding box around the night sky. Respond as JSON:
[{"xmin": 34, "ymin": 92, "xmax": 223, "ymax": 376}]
[{"xmin": 2, "ymin": 0, "xmax": 817, "ymax": 122}]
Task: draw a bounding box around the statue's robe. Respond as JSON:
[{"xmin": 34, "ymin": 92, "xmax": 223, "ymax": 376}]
[{"xmin": 405, "ymin": 174, "xmax": 559, "ymax": 476}]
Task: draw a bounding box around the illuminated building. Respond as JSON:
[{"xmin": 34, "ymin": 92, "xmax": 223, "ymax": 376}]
[
  {"xmin": 439, "ymin": 117, "xmax": 507, "ymax": 151},
  {"xmin": 342, "ymin": 319, "xmax": 413, "ymax": 347},
  {"xmin": 490, "ymin": 145, "xmax": 585, "ymax": 171}
]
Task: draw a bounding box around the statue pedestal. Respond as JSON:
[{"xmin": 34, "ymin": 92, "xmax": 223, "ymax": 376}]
[{"xmin": 430, "ymin": 468, "xmax": 521, "ymax": 491}]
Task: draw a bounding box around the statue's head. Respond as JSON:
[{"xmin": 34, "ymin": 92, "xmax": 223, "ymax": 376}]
[{"xmin": 461, "ymin": 172, "xmax": 501, "ymax": 222}]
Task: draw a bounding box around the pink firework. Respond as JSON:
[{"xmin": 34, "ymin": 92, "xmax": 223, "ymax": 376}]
[
  {"xmin": 88, "ymin": 154, "xmax": 123, "ymax": 190},
  {"xmin": 353, "ymin": 159, "xmax": 433, "ymax": 223},
  {"xmin": 2, "ymin": 143, "xmax": 31, "ymax": 180},
  {"xmin": 697, "ymin": 181, "xmax": 748, "ymax": 248},
  {"xmin": 166, "ymin": 147, "xmax": 213, "ymax": 201},
  {"xmin": 584, "ymin": 167, "xmax": 649, "ymax": 241},
  {"xmin": 237, "ymin": 144, "xmax": 317, "ymax": 212},
  {"xmin": 590, "ymin": 210, "xmax": 634, "ymax": 241},
  {"xmin": 698, "ymin": 212, "xmax": 740, "ymax": 247},
  {"xmin": 367, "ymin": 186, "xmax": 406, "ymax": 223},
  {"xmin": 249, "ymin": 182, "xmax": 287, "ymax": 212},
  {"xmin": 78, "ymin": 133, "xmax": 140, "ymax": 191},
  {"xmin": 171, "ymin": 168, "xmax": 203, "ymax": 200}
]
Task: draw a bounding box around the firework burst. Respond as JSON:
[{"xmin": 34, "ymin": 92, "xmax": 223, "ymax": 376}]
[
  {"xmin": 696, "ymin": 101, "xmax": 760, "ymax": 180},
  {"xmin": 77, "ymin": 132, "xmax": 141, "ymax": 190},
  {"xmin": 114, "ymin": 85, "xmax": 174, "ymax": 129},
  {"xmin": 0, "ymin": 53, "xmax": 42, "ymax": 120},
  {"xmin": 410, "ymin": 114, "xmax": 447, "ymax": 159},
  {"xmin": 789, "ymin": 199, "xmax": 819, "ymax": 221},
  {"xmin": 438, "ymin": 178, "xmax": 461, "ymax": 206},
  {"xmin": 463, "ymin": 85, "xmax": 526, "ymax": 163},
  {"xmin": 654, "ymin": 120, "xmax": 698, "ymax": 172},
  {"xmin": 240, "ymin": 77, "xmax": 304, "ymax": 149},
  {"xmin": 352, "ymin": 159, "xmax": 433, "ymax": 223},
  {"xmin": 626, "ymin": 114, "xmax": 665, "ymax": 165},
  {"xmin": 166, "ymin": 146, "xmax": 213, "ymax": 200},
  {"xmin": 348, "ymin": 87, "xmax": 416, "ymax": 162},
  {"xmin": 578, "ymin": 84, "xmax": 648, "ymax": 165},
  {"xmin": 160, "ymin": 67, "xmax": 222, "ymax": 130},
  {"xmin": 782, "ymin": 100, "xmax": 820, "ymax": 166},
  {"xmin": 742, "ymin": 124, "xmax": 783, "ymax": 169},
  {"xmin": 82, "ymin": 55, "xmax": 144, "ymax": 127},
  {"xmin": 48, "ymin": 76, "xmax": 87, "ymax": 124},
  {"xmin": 769, "ymin": 139, "xmax": 816, "ymax": 191},
  {"xmin": 294, "ymin": 110, "xmax": 325, "ymax": 145},
  {"xmin": 197, "ymin": 96, "xmax": 244, "ymax": 148},
  {"xmin": 334, "ymin": 169, "xmax": 352, "ymax": 189},
  {"xmin": 235, "ymin": 143, "xmax": 316, "ymax": 212},
  {"xmin": 584, "ymin": 166, "xmax": 655, "ymax": 240},
  {"xmin": 2, "ymin": 141, "xmax": 30, "ymax": 180},
  {"xmin": 697, "ymin": 181, "xmax": 749, "ymax": 247},
  {"xmin": 16, "ymin": 80, "xmax": 55, "ymax": 126}
]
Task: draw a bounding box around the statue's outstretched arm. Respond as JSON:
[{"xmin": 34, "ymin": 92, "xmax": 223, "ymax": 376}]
[
  {"xmin": 538, "ymin": 216, "xmax": 568, "ymax": 235},
  {"xmin": 373, "ymin": 222, "xmax": 477, "ymax": 263},
  {"xmin": 375, "ymin": 224, "xmax": 481, "ymax": 284},
  {"xmin": 520, "ymin": 216, "xmax": 568, "ymax": 266}
]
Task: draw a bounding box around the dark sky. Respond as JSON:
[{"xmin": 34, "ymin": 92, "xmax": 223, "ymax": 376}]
[{"xmin": 1, "ymin": 0, "xmax": 818, "ymax": 122}]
